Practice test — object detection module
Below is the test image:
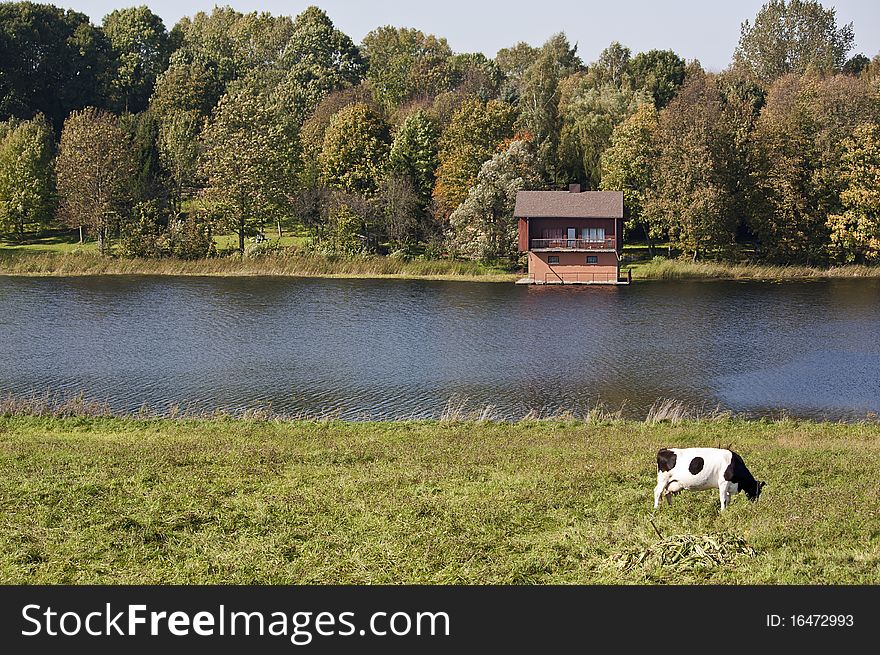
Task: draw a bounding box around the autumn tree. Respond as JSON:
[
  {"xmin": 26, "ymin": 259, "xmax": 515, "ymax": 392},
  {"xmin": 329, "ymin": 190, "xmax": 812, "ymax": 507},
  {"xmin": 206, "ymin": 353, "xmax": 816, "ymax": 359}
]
[
  {"xmin": 644, "ymin": 70, "xmax": 738, "ymax": 260},
  {"xmin": 433, "ymin": 98, "xmax": 516, "ymax": 217},
  {"xmin": 387, "ymin": 110, "xmax": 440, "ymax": 205},
  {"xmin": 826, "ymin": 124, "xmax": 880, "ymax": 263},
  {"xmin": 447, "ymin": 139, "xmax": 542, "ymax": 262},
  {"xmin": 734, "ymin": 0, "xmax": 855, "ymax": 84},
  {"xmin": 600, "ymin": 104, "xmax": 661, "ymax": 252},
  {"xmin": 495, "ymin": 42, "xmax": 540, "ymax": 102},
  {"xmin": 318, "ymin": 103, "xmax": 391, "ymax": 195},
  {"xmin": 56, "ymin": 108, "xmax": 137, "ymax": 254},
  {"xmin": 199, "ymin": 84, "xmax": 300, "ymax": 253},
  {"xmin": 751, "ymin": 74, "xmax": 880, "ymax": 263},
  {"xmin": 0, "ymin": 114, "xmax": 55, "ymax": 238},
  {"xmin": 102, "ymin": 6, "xmax": 172, "ymax": 113}
]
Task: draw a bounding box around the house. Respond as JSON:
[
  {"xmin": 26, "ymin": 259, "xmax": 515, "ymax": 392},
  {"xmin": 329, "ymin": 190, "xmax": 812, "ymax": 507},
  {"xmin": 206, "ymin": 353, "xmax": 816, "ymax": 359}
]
[{"xmin": 514, "ymin": 185, "xmax": 629, "ymax": 285}]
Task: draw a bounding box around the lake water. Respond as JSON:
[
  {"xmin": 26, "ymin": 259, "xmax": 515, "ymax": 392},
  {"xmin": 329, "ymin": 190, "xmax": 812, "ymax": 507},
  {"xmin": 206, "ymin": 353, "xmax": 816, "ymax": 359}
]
[{"xmin": 1, "ymin": 276, "xmax": 878, "ymax": 420}]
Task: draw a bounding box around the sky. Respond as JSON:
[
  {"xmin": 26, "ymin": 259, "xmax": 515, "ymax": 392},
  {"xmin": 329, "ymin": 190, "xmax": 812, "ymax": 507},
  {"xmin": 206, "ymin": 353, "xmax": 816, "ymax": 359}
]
[{"xmin": 52, "ymin": 0, "xmax": 880, "ymax": 72}]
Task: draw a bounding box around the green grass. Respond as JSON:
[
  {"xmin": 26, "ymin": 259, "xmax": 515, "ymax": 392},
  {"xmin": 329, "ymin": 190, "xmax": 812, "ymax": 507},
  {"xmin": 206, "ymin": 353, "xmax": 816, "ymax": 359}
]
[
  {"xmin": 1, "ymin": 415, "xmax": 877, "ymax": 584},
  {"xmin": 629, "ymin": 257, "xmax": 880, "ymax": 280}
]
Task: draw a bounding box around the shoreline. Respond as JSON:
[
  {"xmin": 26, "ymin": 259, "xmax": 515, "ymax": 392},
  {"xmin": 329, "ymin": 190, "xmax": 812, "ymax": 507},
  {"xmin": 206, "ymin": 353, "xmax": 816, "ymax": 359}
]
[{"xmin": 2, "ymin": 250, "xmax": 880, "ymax": 282}]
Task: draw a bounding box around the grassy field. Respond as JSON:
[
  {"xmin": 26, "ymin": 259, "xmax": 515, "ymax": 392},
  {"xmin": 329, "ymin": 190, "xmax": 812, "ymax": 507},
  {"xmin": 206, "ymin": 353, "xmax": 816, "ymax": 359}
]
[{"xmin": 1, "ymin": 415, "xmax": 877, "ymax": 584}]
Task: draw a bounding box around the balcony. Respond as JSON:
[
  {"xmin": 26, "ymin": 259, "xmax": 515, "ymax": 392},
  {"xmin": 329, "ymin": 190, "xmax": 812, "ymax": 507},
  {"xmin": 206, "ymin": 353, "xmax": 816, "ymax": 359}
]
[{"xmin": 529, "ymin": 237, "xmax": 616, "ymax": 251}]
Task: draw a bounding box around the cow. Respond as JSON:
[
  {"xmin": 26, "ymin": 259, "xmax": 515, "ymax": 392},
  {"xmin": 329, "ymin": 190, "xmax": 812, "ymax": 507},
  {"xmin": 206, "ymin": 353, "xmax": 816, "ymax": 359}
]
[{"xmin": 653, "ymin": 447, "xmax": 765, "ymax": 511}]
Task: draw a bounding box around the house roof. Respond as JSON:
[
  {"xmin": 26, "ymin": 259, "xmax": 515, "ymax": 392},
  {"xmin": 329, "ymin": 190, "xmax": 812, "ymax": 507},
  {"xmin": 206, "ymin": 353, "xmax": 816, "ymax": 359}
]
[{"xmin": 513, "ymin": 190, "xmax": 623, "ymax": 219}]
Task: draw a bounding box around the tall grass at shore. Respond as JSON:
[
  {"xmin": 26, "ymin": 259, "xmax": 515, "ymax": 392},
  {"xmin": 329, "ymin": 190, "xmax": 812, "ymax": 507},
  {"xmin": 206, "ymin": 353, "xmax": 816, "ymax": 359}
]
[
  {"xmin": 630, "ymin": 257, "xmax": 880, "ymax": 280},
  {"xmin": 0, "ymin": 249, "xmax": 515, "ymax": 281},
  {"xmin": 0, "ymin": 413, "xmax": 878, "ymax": 584}
]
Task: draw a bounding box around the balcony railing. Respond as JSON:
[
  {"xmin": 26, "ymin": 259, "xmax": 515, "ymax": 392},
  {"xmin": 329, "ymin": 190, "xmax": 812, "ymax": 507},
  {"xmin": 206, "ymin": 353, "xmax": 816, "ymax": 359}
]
[{"xmin": 530, "ymin": 237, "xmax": 616, "ymax": 251}]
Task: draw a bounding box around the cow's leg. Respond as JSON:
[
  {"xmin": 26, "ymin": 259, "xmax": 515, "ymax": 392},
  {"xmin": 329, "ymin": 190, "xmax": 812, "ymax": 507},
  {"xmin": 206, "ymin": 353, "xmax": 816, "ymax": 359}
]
[
  {"xmin": 719, "ymin": 483, "xmax": 730, "ymax": 510},
  {"xmin": 653, "ymin": 476, "xmax": 666, "ymax": 509}
]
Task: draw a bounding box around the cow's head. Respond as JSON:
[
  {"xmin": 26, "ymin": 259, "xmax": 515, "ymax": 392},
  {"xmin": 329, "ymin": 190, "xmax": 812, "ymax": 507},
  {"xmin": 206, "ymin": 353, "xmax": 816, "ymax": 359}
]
[{"xmin": 746, "ymin": 480, "xmax": 766, "ymax": 502}]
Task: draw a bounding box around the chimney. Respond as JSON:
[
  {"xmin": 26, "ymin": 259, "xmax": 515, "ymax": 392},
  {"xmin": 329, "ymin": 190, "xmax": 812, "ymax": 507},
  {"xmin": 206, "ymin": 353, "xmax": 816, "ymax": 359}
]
[{"xmin": 568, "ymin": 183, "xmax": 581, "ymax": 193}]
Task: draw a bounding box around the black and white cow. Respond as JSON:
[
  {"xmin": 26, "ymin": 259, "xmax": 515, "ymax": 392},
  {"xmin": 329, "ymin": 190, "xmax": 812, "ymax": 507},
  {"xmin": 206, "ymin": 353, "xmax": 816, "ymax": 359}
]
[{"xmin": 654, "ymin": 448, "xmax": 765, "ymax": 510}]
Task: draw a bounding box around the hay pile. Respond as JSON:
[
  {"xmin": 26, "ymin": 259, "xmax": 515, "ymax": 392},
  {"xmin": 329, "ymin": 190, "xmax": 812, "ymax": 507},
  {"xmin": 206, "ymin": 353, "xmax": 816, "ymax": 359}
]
[{"xmin": 613, "ymin": 532, "xmax": 757, "ymax": 572}]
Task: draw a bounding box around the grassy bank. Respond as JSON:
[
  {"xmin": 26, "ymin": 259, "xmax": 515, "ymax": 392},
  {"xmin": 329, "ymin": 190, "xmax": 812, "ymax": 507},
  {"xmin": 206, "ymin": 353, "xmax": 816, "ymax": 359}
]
[
  {"xmin": 628, "ymin": 257, "xmax": 880, "ymax": 280},
  {"xmin": 1, "ymin": 415, "xmax": 877, "ymax": 584},
  {"xmin": 0, "ymin": 250, "xmax": 515, "ymax": 282},
  {"xmin": 3, "ymin": 240, "xmax": 880, "ymax": 282}
]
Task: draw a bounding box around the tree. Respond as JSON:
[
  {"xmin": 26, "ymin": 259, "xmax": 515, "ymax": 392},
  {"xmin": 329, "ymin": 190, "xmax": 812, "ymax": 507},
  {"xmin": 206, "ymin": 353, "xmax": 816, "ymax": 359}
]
[
  {"xmin": 103, "ymin": 6, "xmax": 171, "ymax": 113},
  {"xmin": 0, "ymin": 114, "xmax": 55, "ymax": 238},
  {"xmin": 199, "ymin": 84, "xmax": 300, "ymax": 253},
  {"xmin": 433, "ymin": 99, "xmax": 517, "ymax": 217},
  {"xmin": 121, "ymin": 110, "xmax": 165, "ymax": 206},
  {"xmin": 644, "ymin": 71, "xmax": 738, "ymax": 260},
  {"xmin": 590, "ymin": 42, "xmax": 632, "ymax": 89},
  {"xmin": 362, "ymin": 26, "xmax": 454, "ymax": 112},
  {"xmin": 0, "ymin": 2, "xmax": 112, "ymax": 131},
  {"xmin": 558, "ymin": 83, "xmax": 650, "ymax": 189},
  {"xmin": 630, "ymin": 49, "xmax": 686, "ymax": 108},
  {"xmin": 56, "ymin": 108, "xmax": 137, "ymax": 254},
  {"xmin": 157, "ymin": 111, "xmax": 201, "ymax": 216},
  {"xmin": 446, "ymin": 139, "xmax": 542, "ymax": 262},
  {"xmin": 318, "ymin": 103, "xmax": 391, "ymax": 196},
  {"xmin": 495, "ymin": 42, "xmax": 540, "ymax": 103},
  {"xmin": 276, "ymin": 6, "xmax": 365, "ymax": 117},
  {"xmin": 387, "ymin": 110, "xmax": 440, "ymax": 205},
  {"xmin": 733, "ymin": 0, "xmax": 855, "ymax": 84},
  {"xmin": 376, "ymin": 175, "xmax": 429, "ymax": 251},
  {"xmin": 600, "ymin": 104, "xmax": 661, "ymax": 252},
  {"xmin": 751, "ymin": 74, "xmax": 880, "ymax": 263},
  {"xmin": 827, "ymin": 124, "xmax": 880, "ymax": 263},
  {"xmin": 515, "ymin": 33, "xmax": 583, "ymax": 183}
]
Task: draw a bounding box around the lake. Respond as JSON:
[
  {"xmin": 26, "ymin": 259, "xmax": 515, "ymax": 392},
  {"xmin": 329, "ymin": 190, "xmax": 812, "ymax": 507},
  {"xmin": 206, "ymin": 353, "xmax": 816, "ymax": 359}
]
[{"xmin": 1, "ymin": 276, "xmax": 878, "ymax": 420}]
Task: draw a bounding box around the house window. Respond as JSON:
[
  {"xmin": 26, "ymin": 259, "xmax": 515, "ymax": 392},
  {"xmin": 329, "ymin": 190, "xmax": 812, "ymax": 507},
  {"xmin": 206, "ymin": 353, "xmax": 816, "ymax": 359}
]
[
  {"xmin": 581, "ymin": 227, "xmax": 605, "ymax": 243},
  {"xmin": 586, "ymin": 256, "xmax": 598, "ymax": 264},
  {"xmin": 548, "ymin": 256, "xmax": 560, "ymax": 264}
]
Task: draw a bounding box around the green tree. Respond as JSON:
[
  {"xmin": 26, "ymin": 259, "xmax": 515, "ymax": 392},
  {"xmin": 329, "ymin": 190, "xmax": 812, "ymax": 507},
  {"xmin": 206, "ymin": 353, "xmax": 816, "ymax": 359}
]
[
  {"xmin": 362, "ymin": 26, "xmax": 454, "ymax": 112},
  {"xmin": 590, "ymin": 42, "xmax": 632, "ymax": 89},
  {"xmin": 827, "ymin": 124, "xmax": 880, "ymax": 263},
  {"xmin": 433, "ymin": 98, "xmax": 517, "ymax": 217},
  {"xmin": 276, "ymin": 6, "xmax": 365, "ymax": 117},
  {"xmin": 495, "ymin": 42, "xmax": 540, "ymax": 102},
  {"xmin": 558, "ymin": 83, "xmax": 650, "ymax": 189},
  {"xmin": 157, "ymin": 111, "xmax": 201, "ymax": 216},
  {"xmin": 199, "ymin": 84, "xmax": 300, "ymax": 253},
  {"xmin": 318, "ymin": 103, "xmax": 391, "ymax": 196},
  {"xmin": 734, "ymin": 0, "xmax": 855, "ymax": 84},
  {"xmin": 0, "ymin": 2, "xmax": 112, "ymax": 131},
  {"xmin": 515, "ymin": 33, "xmax": 583, "ymax": 183},
  {"xmin": 56, "ymin": 108, "xmax": 137, "ymax": 254},
  {"xmin": 644, "ymin": 71, "xmax": 738, "ymax": 260},
  {"xmin": 600, "ymin": 104, "xmax": 661, "ymax": 252},
  {"xmin": 0, "ymin": 114, "xmax": 56, "ymax": 238},
  {"xmin": 447, "ymin": 139, "xmax": 542, "ymax": 262},
  {"xmin": 629, "ymin": 49, "xmax": 686, "ymax": 108},
  {"xmin": 387, "ymin": 110, "xmax": 440, "ymax": 205},
  {"xmin": 121, "ymin": 110, "xmax": 165, "ymax": 205},
  {"xmin": 102, "ymin": 6, "xmax": 171, "ymax": 113}
]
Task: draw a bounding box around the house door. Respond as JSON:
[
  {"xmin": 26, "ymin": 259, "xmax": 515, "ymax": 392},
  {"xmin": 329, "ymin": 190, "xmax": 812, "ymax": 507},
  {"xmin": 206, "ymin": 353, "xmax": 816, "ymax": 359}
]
[{"xmin": 567, "ymin": 227, "xmax": 576, "ymax": 247}]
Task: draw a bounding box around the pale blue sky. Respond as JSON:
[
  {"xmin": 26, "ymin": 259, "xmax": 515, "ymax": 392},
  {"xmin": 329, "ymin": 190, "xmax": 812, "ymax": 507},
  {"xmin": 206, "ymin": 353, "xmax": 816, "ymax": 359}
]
[{"xmin": 53, "ymin": 0, "xmax": 880, "ymax": 71}]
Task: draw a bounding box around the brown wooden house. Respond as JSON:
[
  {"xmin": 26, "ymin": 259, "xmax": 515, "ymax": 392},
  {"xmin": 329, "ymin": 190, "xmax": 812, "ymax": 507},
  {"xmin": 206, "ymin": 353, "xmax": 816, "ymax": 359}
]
[{"xmin": 514, "ymin": 185, "xmax": 629, "ymax": 284}]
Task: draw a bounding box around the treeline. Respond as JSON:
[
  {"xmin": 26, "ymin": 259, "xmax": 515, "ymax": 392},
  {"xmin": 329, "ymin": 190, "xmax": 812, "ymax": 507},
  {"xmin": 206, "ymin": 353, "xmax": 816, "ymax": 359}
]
[{"xmin": 1, "ymin": 1, "xmax": 879, "ymax": 265}]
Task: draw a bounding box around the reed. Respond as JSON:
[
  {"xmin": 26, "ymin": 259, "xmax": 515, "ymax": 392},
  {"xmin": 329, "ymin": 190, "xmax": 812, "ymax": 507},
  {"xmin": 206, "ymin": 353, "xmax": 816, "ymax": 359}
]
[
  {"xmin": 631, "ymin": 257, "xmax": 880, "ymax": 281},
  {"xmin": 0, "ymin": 250, "xmax": 516, "ymax": 281}
]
